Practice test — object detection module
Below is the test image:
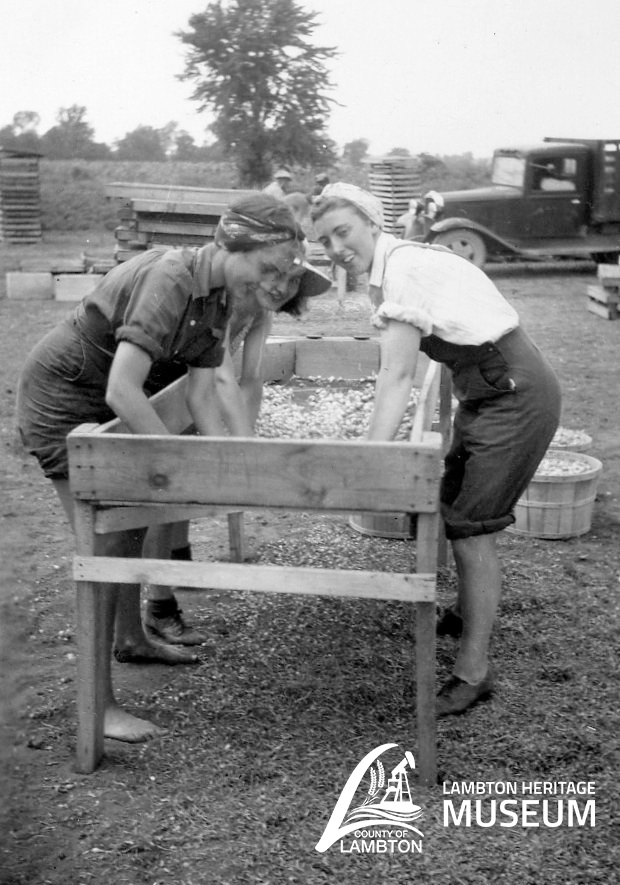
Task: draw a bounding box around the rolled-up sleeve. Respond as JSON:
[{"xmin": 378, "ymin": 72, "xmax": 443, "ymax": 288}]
[
  {"xmin": 115, "ymin": 259, "xmax": 191, "ymax": 361},
  {"xmin": 371, "ymin": 248, "xmax": 434, "ymax": 335}
]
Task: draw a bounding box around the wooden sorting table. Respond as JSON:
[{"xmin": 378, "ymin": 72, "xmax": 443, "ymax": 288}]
[{"xmin": 67, "ymin": 337, "xmax": 451, "ymax": 783}]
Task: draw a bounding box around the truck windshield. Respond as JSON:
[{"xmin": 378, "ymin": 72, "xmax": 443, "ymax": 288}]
[{"xmin": 492, "ymin": 155, "xmax": 526, "ymax": 188}]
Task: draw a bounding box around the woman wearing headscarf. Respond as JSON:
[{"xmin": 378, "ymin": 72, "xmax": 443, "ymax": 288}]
[
  {"xmin": 17, "ymin": 193, "xmax": 331, "ymax": 743},
  {"xmin": 142, "ymin": 206, "xmax": 323, "ymax": 648},
  {"xmin": 312, "ymin": 183, "xmax": 561, "ymax": 717}
]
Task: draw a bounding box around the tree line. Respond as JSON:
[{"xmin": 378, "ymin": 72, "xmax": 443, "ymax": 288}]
[
  {"xmin": 0, "ymin": 107, "xmax": 490, "ymax": 192},
  {"xmin": 0, "ymin": 106, "xmax": 228, "ymax": 163},
  {"xmin": 1, "ymin": 0, "xmax": 491, "ymax": 190}
]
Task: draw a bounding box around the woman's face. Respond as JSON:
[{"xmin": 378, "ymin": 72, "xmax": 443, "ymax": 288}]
[
  {"xmin": 224, "ymin": 241, "xmax": 305, "ymax": 312},
  {"xmin": 314, "ymin": 206, "xmax": 380, "ymax": 275}
]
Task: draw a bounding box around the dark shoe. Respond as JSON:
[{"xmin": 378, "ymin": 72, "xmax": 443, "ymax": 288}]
[
  {"xmin": 113, "ymin": 644, "xmax": 199, "ymax": 665},
  {"xmin": 436, "ymin": 669, "xmax": 495, "ymax": 717},
  {"xmin": 144, "ymin": 600, "xmax": 206, "ymax": 646},
  {"xmin": 436, "ymin": 606, "xmax": 463, "ymax": 638}
]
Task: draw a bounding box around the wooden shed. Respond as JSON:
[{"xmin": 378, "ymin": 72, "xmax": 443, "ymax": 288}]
[{"xmin": 0, "ymin": 147, "xmax": 43, "ymax": 244}]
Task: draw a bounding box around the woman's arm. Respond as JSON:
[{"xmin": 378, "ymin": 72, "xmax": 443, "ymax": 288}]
[
  {"xmin": 187, "ymin": 361, "xmax": 253, "ymax": 437},
  {"xmin": 236, "ymin": 312, "xmax": 272, "ymax": 428},
  {"xmin": 106, "ymin": 341, "xmax": 171, "ymax": 434},
  {"xmin": 209, "ymin": 312, "xmax": 271, "ymax": 434},
  {"xmin": 368, "ymin": 319, "xmax": 422, "ymax": 441}
]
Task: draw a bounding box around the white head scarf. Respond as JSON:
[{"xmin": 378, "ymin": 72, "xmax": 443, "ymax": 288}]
[{"xmin": 319, "ymin": 182, "xmax": 384, "ymax": 229}]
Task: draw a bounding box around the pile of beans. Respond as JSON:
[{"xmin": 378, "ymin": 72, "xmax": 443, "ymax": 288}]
[
  {"xmin": 549, "ymin": 426, "xmax": 591, "ymax": 449},
  {"xmin": 535, "ymin": 453, "xmax": 593, "ymax": 476},
  {"xmin": 256, "ymin": 381, "xmax": 420, "ymax": 441}
]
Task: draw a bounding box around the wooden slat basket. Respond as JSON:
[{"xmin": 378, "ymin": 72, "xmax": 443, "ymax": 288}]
[{"xmin": 508, "ymin": 451, "xmax": 602, "ymax": 539}]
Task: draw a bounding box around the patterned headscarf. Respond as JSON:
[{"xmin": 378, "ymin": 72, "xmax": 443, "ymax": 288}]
[
  {"xmin": 215, "ymin": 208, "xmax": 301, "ymax": 250},
  {"xmin": 318, "ymin": 182, "xmax": 385, "ymax": 229}
]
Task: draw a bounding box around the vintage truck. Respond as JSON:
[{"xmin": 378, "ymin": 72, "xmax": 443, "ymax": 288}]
[{"xmin": 403, "ymin": 138, "xmax": 620, "ymax": 267}]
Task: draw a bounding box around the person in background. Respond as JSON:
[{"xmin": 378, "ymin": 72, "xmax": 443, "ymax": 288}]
[
  {"xmin": 263, "ymin": 168, "xmax": 294, "ymax": 199},
  {"xmin": 17, "ymin": 194, "xmax": 331, "ymax": 742},
  {"xmin": 312, "ymin": 182, "xmax": 561, "ymax": 718},
  {"xmin": 283, "ymin": 191, "xmax": 312, "ymax": 226},
  {"xmin": 313, "ymin": 172, "xmax": 330, "ymax": 196}
]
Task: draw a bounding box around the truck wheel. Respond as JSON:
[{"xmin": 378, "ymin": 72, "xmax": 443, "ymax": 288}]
[{"xmin": 433, "ymin": 229, "xmax": 487, "ymax": 267}]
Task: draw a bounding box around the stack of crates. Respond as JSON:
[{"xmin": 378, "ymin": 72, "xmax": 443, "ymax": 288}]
[
  {"xmin": 365, "ymin": 156, "xmax": 421, "ymax": 234},
  {"xmin": 0, "ymin": 148, "xmax": 42, "ymax": 244},
  {"xmin": 587, "ymin": 264, "xmax": 620, "ymax": 320}
]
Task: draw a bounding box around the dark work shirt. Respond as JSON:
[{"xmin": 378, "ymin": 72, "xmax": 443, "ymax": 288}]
[{"xmin": 74, "ymin": 244, "xmax": 231, "ymax": 371}]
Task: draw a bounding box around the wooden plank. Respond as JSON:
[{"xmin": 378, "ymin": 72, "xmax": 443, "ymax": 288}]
[
  {"xmin": 410, "ymin": 361, "xmax": 441, "ymax": 441},
  {"xmin": 587, "ymin": 284, "xmax": 620, "ymax": 305},
  {"xmin": 597, "ymin": 263, "xmax": 620, "ymax": 286},
  {"xmin": 73, "ymin": 555, "xmax": 437, "ymax": 602},
  {"xmin": 136, "ymin": 219, "xmax": 218, "ymax": 237},
  {"xmin": 414, "ymin": 511, "xmax": 438, "ymax": 786},
  {"xmin": 132, "ymin": 198, "xmax": 230, "ymax": 217},
  {"xmin": 96, "ymin": 373, "xmax": 191, "ymax": 435},
  {"xmin": 227, "ymin": 511, "xmax": 246, "ymax": 563},
  {"xmin": 236, "ymin": 336, "xmax": 296, "ymax": 383},
  {"xmin": 105, "ymin": 181, "xmax": 255, "ymax": 204},
  {"xmin": 587, "ymin": 298, "xmax": 619, "ymax": 320},
  {"xmin": 67, "ymin": 434, "xmax": 442, "ymax": 512},
  {"xmin": 294, "ymin": 337, "xmax": 380, "ymax": 379},
  {"xmin": 73, "ymin": 501, "xmax": 106, "ymax": 774},
  {"xmin": 94, "ymin": 503, "xmax": 223, "ymax": 533}
]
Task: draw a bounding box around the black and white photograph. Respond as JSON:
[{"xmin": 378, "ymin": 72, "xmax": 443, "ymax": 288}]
[{"xmin": 0, "ymin": 1, "xmax": 618, "ymax": 882}]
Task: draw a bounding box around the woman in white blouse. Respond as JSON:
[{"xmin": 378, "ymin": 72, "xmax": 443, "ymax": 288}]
[{"xmin": 312, "ymin": 183, "xmax": 561, "ymax": 717}]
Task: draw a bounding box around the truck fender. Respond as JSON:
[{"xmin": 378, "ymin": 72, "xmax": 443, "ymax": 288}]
[{"xmin": 425, "ymin": 217, "xmax": 520, "ymax": 256}]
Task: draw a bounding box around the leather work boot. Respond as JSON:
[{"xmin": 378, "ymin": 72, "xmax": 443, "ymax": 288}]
[
  {"xmin": 144, "ymin": 598, "xmax": 206, "ymax": 646},
  {"xmin": 436, "ymin": 669, "xmax": 495, "ymax": 717}
]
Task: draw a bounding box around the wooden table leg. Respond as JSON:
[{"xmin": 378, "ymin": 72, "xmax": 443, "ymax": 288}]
[
  {"xmin": 74, "ymin": 500, "xmax": 106, "ymax": 773},
  {"xmin": 415, "ymin": 511, "xmax": 438, "ymax": 786},
  {"xmin": 227, "ymin": 511, "xmax": 246, "ymax": 563},
  {"xmin": 415, "ymin": 601, "xmax": 437, "ymax": 786},
  {"xmin": 75, "ymin": 580, "xmax": 107, "ymax": 773}
]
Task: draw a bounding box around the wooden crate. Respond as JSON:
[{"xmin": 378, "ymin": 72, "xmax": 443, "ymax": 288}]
[
  {"xmin": 67, "ymin": 337, "xmax": 450, "ymax": 784},
  {"xmin": 587, "ymin": 266, "xmax": 620, "ymax": 319},
  {"xmin": 0, "ymin": 148, "xmax": 42, "ymax": 244},
  {"xmin": 106, "ymin": 183, "xmax": 256, "ymax": 261},
  {"xmin": 365, "ymin": 156, "xmax": 421, "ymax": 233}
]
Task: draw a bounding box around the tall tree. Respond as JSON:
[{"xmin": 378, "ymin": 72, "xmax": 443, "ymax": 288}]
[
  {"xmin": 40, "ymin": 105, "xmax": 109, "ymax": 159},
  {"xmin": 342, "ymin": 138, "xmax": 370, "ymax": 167},
  {"xmin": 114, "ymin": 125, "xmax": 169, "ymax": 161},
  {"xmin": 177, "ymin": 0, "xmax": 337, "ymax": 185},
  {"xmin": 0, "ymin": 111, "xmax": 42, "ymax": 153}
]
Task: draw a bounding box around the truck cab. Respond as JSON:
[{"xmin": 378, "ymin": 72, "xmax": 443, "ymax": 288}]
[{"xmin": 411, "ymin": 139, "xmax": 620, "ymax": 267}]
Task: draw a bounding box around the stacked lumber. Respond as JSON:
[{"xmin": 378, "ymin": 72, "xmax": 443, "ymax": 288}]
[
  {"xmin": 365, "ymin": 156, "xmax": 421, "ymax": 233},
  {"xmin": 0, "ymin": 148, "xmax": 42, "ymax": 244},
  {"xmin": 587, "ymin": 264, "xmax": 620, "ymax": 320},
  {"xmin": 105, "ymin": 182, "xmax": 255, "ymax": 262}
]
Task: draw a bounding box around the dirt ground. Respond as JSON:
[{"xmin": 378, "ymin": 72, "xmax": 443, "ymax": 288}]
[{"xmin": 1, "ymin": 249, "xmax": 619, "ymax": 884}]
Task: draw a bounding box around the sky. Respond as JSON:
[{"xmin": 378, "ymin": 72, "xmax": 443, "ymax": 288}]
[{"xmin": 2, "ymin": 0, "xmax": 620, "ymax": 159}]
